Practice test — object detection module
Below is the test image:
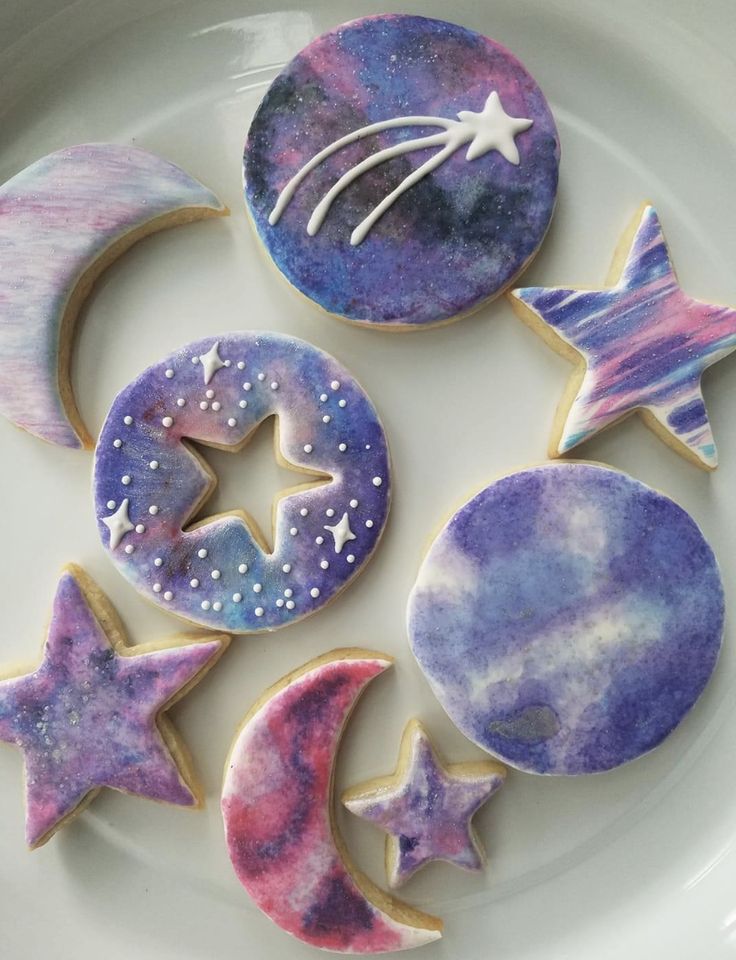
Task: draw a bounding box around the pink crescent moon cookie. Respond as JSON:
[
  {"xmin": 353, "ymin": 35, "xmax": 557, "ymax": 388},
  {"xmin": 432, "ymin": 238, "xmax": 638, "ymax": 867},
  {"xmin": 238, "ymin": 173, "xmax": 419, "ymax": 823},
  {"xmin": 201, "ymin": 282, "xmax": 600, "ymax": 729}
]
[
  {"xmin": 0, "ymin": 565, "xmax": 228, "ymax": 848},
  {"xmin": 222, "ymin": 650, "xmax": 443, "ymax": 953},
  {"xmin": 92, "ymin": 333, "xmax": 391, "ymax": 634},
  {"xmin": 244, "ymin": 14, "xmax": 560, "ymax": 328},
  {"xmin": 0, "ymin": 143, "xmax": 227, "ymax": 449}
]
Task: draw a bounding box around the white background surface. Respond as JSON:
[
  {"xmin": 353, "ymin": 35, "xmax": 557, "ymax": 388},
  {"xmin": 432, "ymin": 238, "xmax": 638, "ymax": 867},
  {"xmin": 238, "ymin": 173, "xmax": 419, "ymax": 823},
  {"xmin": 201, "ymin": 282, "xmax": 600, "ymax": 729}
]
[{"xmin": 1, "ymin": 1, "xmax": 736, "ymax": 957}]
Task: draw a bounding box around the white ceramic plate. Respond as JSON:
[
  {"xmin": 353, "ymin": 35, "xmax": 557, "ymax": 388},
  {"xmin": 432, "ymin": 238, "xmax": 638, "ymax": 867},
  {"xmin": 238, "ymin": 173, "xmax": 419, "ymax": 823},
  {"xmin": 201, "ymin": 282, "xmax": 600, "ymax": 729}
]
[{"xmin": 1, "ymin": 1, "xmax": 736, "ymax": 957}]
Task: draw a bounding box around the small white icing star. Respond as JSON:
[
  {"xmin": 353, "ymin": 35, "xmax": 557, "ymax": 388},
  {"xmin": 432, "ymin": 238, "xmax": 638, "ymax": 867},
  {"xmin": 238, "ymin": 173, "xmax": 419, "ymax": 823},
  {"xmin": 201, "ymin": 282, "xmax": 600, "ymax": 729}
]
[
  {"xmin": 323, "ymin": 512, "xmax": 356, "ymax": 554},
  {"xmin": 198, "ymin": 341, "xmax": 227, "ymax": 385},
  {"xmin": 459, "ymin": 91, "xmax": 533, "ymax": 164},
  {"xmin": 101, "ymin": 498, "xmax": 134, "ymax": 550}
]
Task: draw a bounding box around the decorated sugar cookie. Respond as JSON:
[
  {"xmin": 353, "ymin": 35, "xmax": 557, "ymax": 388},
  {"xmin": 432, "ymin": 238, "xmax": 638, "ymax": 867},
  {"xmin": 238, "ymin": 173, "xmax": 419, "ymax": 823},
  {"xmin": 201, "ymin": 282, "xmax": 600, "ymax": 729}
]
[
  {"xmin": 0, "ymin": 143, "xmax": 227, "ymax": 449},
  {"xmin": 0, "ymin": 565, "xmax": 228, "ymax": 848},
  {"xmin": 222, "ymin": 650, "xmax": 443, "ymax": 953},
  {"xmin": 510, "ymin": 204, "xmax": 736, "ymax": 469},
  {"xmin": 343, "ymin": 719, "xmax": 505, "ymax": 887},
  {"xmin": 408, "ymin": 463, "xmax": 724, "ymax": 775},
  {"xmin": 244, "ymin": 14, "xmax": 559, "ymax": 328},
  {"xmin": 93, "ymin": 333, "xmax": 390, "ymax": 634}
]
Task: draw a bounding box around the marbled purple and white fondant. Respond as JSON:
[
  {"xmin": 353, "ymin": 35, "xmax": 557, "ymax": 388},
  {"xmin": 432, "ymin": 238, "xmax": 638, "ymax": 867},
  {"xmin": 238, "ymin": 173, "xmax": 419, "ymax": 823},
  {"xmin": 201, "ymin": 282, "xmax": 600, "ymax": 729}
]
[
  {"xmin": 408, "ymin": 463, "xmax": 724, "ymax": 775},
  {"xmin": 244, "ymin": 14, "xmax": 559, "ymax": 328},
  {"xmin": 93, "ymin": 333, "xmax": 390, "ymax": 634}
]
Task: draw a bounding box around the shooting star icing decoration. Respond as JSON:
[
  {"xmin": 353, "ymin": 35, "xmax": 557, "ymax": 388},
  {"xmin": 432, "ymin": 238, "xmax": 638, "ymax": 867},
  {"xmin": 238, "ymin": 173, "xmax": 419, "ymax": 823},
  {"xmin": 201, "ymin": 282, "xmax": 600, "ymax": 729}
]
[{"xmin": 269, "ymin": 91, "xmax": 532, "ymax": 246}]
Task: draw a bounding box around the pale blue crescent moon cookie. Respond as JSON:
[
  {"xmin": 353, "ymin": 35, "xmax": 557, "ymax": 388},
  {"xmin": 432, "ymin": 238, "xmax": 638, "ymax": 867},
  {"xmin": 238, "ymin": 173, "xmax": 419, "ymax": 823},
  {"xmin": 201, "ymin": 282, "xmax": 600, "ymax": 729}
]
[{"xmin": 408, "ymin": 462, "xmax": 724, "ymax": 775}]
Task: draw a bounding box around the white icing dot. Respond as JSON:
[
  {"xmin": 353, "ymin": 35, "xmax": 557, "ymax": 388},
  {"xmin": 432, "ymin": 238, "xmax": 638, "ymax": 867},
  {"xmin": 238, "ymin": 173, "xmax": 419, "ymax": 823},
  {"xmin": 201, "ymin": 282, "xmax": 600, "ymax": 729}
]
[
  {"xmin": 310, "ymin": 587, "xmax": 320, "ymax": 598},
  {"xmin": 338, "ymin": 399, "xmax": 347, "ymax": 408},
  {"xmin": 113, "ymin": 438, "xmax": 122, "ymax": 448},
  {"xmin": 304, "ymin": 444, "xmax": 313, "ymax": 453},
  {"xmin": 255, "ymin": 606, "xmax": 264, "ymax": 617},
  {"xmin": 320, "ymin": 393, "xmax": 328, "ymax": 402},
  {"xmin": 201, "ymin": 600, "xmax": 211, "ymax": 610},
  {"xmin": 350, "ymin": 499, "xmax": 358, "ymax": 508},
  {"xmin": 276, "ymin": 598, "xmax": 285, "ymax": 608},
  {"xmin": 239, "ymin": 400, "xmax": 248, "ymax": 409},
  {"xmin": 346, "ymin": 554, "xmax": 356, "ymax": 563},
  {"xmin": 365, "ymin": 519, "xmax": 374, "ymax": 528},
  {"xmin": 164, "ymin": 591, "xmax": 173, "ymax": 601},
  {"xmin": 322, "ymin": 415, "xmax": 331, "ymax": 423},
  {"xmin": 315, "ymin": 536, "xmax": 324, "ymax": 545},
  {"xmin": 271, "ymin": 381, "xmax": 279, "ymax": 391},
  {"xmin": 325, "ymin": 508, "xmax": 335, "ymax": 518},
  {"xmin": 290, "ymin": 527, "xmax": 298, "ymax": 536},
  {"xmin": 253, "ymin": 583, "xmax": 262, "ymax": 593},
  {"xmin": 211, "ymin": 569, "xmax": 221, "ymax": 580},
  {"xmin": 135, "ymin": 524, "xmax": 145, "ymax": 534},
  {"xmin": 365, "ymin": 444, "xmax": 371, "ymax": 450},
  {"xmin": 154, "ymin": 557, "xmax": 163, "ymax": 568},
  {"xmin": 228, "ymin": 418, "xmax": 237, "ymax": 427},
  {"xmin": 331, "ymin": 380, "xmax": 340, "ymax": 390},
  {"xmin": 257, "ymin": 373, "xmax": 266, "ymax": 382},
  {"xmin": 282, "ymin": 563, "xmax": 291, "ymax": 573},
  {"xmin": 176, "ymin": 398, "xmax": 186, "ymax": 407},
  {"xmin": 198, "ymin": 548, "xmax": 208, "ymax": 559},
  {"xmin": 286, "ymin": 599, "xmax": 295, "ymax": 610},
  {"xmin": 191, "ymin": 356, "xmax": 199, "ymax": 365},
  {"xmin": 238, "ymin": 563, "xmax": 248, "ymax": 574},
  {"xmin": 320, "ymin": 560, "xmax": 329, "ymax": 570},
  {"xmin": 212, "ymin": 401, "xmax": 221, "ymax": 412},
  {"xmin": 200, "ymin": 401, "xmax": 209, "ymax": 411},
  {"xmin": 165, "ymin": 369, "xmax": 174, "ymax": 379},
  {"xmin": 190, "ymin": 578, "xmax": 199, "ymax": 588},
  {"xmin": 233, "ymin": 592, "xmax": 242, "ymax": 603},
  {"xmin": 284, "ymin": 588, "xmax": 293, "ymax": 598},
  {"xmin": 121, "ymin": 475, "xmax": 131, "ymax": 485},
  {"xmin": 153, "ymin": 583, "xmax": 162, "ymax": 593},
  {"xmin": 237, "ymin": 361, "xmax": 245, "ymax": 370},
  {"xmin": 206, "ymin": 389, "xmax": 215, "ymax": 399},
  {"xmin": 162, "ymin": 416, "xmax": 173, "ymax": 428},
  {"xmin": 124, "ymin": 415, "xmax": 133, "ymax": 425},
  {"xmin": 338, "ymin": 443, "xmax": 347, "ymax": 452},
  {"xmin": 149, "ymin": 505, "xmax": 159, "ymax": 515},
  {"xmin": 106, "ymin": 500, "xmax": 116, "ymax": 510},
  {"xmin": 224, "ymin": 359, "xmax": 232, "ymax": 368},
  {"xmin": 124, "ymin": 545, "xmax": 134, "ymax": 555},
  {"xmin": 149, "ymin": 460, "xmax": 159, "ymax": 470},
  {"xmin": 300, "ymin": 508, "xmax": 308, "ymax": 517},
  {"xmin": 372, "ymin": 476, "xmax": 382, "ymax": 487},
  {"xmin": 213, "ymin": 601, "xmax": 223, "ymax": 612},
  {"xmin": 243, "ymin": 382, "xmax": 252, "ymax": 391}
]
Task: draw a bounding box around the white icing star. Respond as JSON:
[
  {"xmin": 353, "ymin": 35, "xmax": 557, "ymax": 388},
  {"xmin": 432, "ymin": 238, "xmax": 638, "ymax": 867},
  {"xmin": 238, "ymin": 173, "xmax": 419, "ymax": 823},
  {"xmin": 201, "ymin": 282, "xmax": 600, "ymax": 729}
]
[
  {"xmin": 102, "ymin": 497, "xmax": 134, "ymax": 550},
  {"xmin": 323, "ymin": 512, "xmax": 356, "ymax": 554},
  {"xmin": 458, "ymin": 91, "xmax": 533, "ymax": 164},
  {"xmin": 198, "ymin": 341, "xmax": 226, "ymax": 385}
]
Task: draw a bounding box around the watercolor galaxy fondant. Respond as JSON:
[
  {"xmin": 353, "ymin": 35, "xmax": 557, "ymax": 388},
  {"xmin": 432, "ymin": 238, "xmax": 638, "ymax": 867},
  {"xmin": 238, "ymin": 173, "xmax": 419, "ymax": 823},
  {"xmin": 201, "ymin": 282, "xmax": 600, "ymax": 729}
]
[
  {"xmin": 93, "ymin": 334, "xmax": 390, "ymax": 634},
  {"xmin": 244, "ymin": 14, "xmax": 559, "ymax": 328},
  {"xmin": 408, "ymin": 463, "xmax": 724, "ymax": 775},
  {"xmin": 222, "ymin": 650, "xmax": 443, "ymax": 953},
  {"xmin": 343, "ymin": 719, "xmax": 505, "ymax": 887},
  {"xmin": 510, "ymin": 204, "xmax": 736, "ymax": 469},
  {"xmin": 0, "ymin": 143, "xmax": 226, "ymax": 449},
  {"xmin": 0, "ymin": 566, "xmax": 227, "ymax": 848}
]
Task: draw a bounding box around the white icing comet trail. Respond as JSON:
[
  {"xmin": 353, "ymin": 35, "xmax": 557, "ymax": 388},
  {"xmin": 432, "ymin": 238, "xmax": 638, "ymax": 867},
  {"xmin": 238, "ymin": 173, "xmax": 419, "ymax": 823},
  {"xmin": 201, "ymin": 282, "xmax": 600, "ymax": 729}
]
[{"xmin": 269, "ymin": 91, "xmax": 532, "ymax": 246}]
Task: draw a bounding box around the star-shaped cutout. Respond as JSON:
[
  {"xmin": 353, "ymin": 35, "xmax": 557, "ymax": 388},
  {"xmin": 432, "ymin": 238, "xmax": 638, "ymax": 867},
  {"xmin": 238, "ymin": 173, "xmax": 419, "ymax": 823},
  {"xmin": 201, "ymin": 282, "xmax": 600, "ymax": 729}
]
[
  {"xmin": 323, "ymin": 512, "xmax": 356, "ymax": 554},
  {"xmin": 510, "ymin": 204, "xmax": 736, "ymax": 469},
  {"xmin": 458, "ymin": 91, "xmax": 533, "ymax": 164},
  {"xmin": 198, "ymin": 340, "xmax": 227, "ymax": 385},
  {"xmin": 342, "ymin": 719, "xmax": 505, "ymax": 887},
  {"xmin": 101, "ymin": 497, "xmax": 134, "ymax": 549},
  {"xmin": 0, "ymin": 566, "xmax": 228, "ymax": 847}
]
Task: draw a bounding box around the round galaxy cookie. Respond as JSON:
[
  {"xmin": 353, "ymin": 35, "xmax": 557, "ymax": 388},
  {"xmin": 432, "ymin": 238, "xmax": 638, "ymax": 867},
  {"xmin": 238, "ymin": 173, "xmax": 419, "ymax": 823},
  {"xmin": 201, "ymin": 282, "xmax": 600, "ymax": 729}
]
[
  {"xmin": 407, "ymin": 462, "xmax": 724, "ymax": 775},
  {"xmin": 244, "ymin": 14, "xmax": 560, "ymax": 329},
  {"xmin": 93, "ymin": 333, "xmax": 390, "ymax": 634}
]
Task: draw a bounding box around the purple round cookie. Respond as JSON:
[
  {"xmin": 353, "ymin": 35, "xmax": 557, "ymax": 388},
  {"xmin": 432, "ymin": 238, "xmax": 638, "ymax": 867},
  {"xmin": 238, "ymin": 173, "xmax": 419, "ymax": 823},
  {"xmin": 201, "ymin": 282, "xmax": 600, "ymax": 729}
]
[
  {"xmin": 93, "ymin": 333, "xmax": 390, "ymax": 634},
  {"xmin": 407, "ymin": 463, "xmax": 724, "ymax": 775},
  {"xmin": 244, "ymin": 14, "xmax": 560, "ymax": 328}
]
